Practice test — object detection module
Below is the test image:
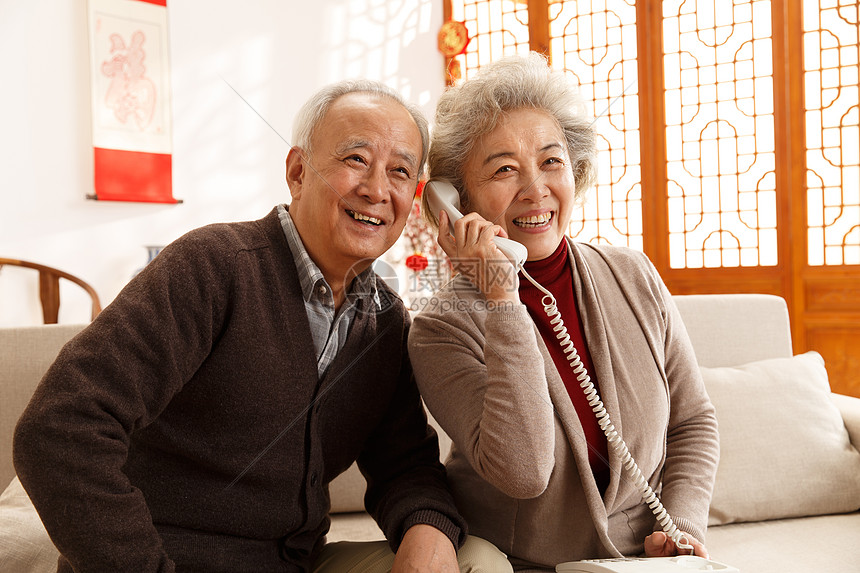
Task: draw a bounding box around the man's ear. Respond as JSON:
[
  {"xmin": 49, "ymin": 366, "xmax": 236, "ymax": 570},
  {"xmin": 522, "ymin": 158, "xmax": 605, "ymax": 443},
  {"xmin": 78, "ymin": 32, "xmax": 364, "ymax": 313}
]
[{"xmin": 285, "ymin": 147, "xmax": 306, "ymax": 201}]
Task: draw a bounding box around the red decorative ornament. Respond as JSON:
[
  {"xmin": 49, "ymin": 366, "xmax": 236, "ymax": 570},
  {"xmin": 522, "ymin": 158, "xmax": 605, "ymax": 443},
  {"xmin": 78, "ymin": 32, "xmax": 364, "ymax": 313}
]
[
  {"xmin": 416, "ymin": 180, "xmax": 426, "ymax": 199},
  {"xmin": 438, "ymin": 20, "xmax": 470, "ymax": 58},
  {"xmin": 406, "ymin": 254, "xmax": 429, "ymax": 272},
  {"xmin": 447, "ymin": 58, "xmax": 462, "ymax": 83}
]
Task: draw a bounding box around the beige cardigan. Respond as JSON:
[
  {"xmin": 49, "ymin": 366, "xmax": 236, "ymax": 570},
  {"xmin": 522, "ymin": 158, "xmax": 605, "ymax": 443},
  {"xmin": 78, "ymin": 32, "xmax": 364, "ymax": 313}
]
[{"xmin": 408, "ymin": 241, "xmax": 719, "ymax": 570}]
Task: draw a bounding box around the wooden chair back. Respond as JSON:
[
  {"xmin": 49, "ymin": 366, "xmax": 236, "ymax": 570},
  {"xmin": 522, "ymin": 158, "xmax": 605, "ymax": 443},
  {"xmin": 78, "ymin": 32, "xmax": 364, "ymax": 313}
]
[{"xmin": 0, "ymin": 258, "xmax": 102, "ymax": 323}]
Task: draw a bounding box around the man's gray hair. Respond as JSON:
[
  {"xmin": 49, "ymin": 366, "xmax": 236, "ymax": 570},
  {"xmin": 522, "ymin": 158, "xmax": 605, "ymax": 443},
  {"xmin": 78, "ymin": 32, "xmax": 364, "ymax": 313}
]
[
  {"xmin": 426, "ymin": 52, "xmax": 597, "ymax": 224},
  {"xmin": 291, "ymin": 79, "xmax": 429, "ymax": 177}
]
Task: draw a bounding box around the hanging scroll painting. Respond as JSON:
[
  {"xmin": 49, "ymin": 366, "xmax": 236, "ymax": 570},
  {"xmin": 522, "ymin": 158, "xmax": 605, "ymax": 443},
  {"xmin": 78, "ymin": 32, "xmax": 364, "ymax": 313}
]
[{"xmin": 87, "ymin": 0, "xmax": 179, "ymax": 203}]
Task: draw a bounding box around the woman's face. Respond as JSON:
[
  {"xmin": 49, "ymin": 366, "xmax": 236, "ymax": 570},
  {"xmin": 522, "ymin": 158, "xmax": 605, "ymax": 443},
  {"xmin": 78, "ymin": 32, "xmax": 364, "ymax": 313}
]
[{"xmin": 463, "ymin": 108, "xmax": 577, "ymax": 261}]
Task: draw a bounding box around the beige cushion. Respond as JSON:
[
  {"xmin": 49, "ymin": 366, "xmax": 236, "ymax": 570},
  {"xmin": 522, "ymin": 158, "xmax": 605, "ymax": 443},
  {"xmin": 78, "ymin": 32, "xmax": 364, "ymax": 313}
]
[
  {"xmin": 0, "ymin": 477, "xmax": 58, "ymax": 573},
  {"xmin": 704, "ymin": 352, "xmax": 860, "ymax": 525},
  {"xmin": 0, "ymin": 324, "xmax": 86, "ymax": 487},
  {"xmin": 328, "ymin": 465, "xmax": 368, "ymax": 514},
  {"xmin": 707, "ymin": 512, "xmax": 860, "ymax": 573},
  {"xmin": 674, "ymin": 294, "xmax": 793, "ymax": 368},
  {"xmin": 327, "ymin": 512, "xmax": 384, "ymax": 543}
]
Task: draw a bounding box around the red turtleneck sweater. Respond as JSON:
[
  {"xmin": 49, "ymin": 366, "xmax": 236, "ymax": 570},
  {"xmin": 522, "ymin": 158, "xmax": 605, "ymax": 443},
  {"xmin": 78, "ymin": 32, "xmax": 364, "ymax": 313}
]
[{"xmin": 519, "ymin": 239, "xmax": 610, "ymax": 493}]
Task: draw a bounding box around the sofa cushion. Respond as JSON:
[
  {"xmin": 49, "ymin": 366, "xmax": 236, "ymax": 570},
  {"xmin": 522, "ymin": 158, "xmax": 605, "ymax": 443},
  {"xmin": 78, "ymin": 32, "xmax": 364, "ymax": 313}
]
[
  {"xmin": 674, "ymin": 294, "xmax": 792, "ymax": 368},
  {"xmin": 703, "ymin": 351, "xmax": 860, "ymax": 525},
  {"xmin": 0, "ymin": 324, "xmax": 87, "ymax": 487},
  {"xmin": 707, "ymin": 512, "xmax": 860, "ymax": 573},
  {"xmin": 0, "ymin": 477, "xmax": 58, "ymax": 573}
]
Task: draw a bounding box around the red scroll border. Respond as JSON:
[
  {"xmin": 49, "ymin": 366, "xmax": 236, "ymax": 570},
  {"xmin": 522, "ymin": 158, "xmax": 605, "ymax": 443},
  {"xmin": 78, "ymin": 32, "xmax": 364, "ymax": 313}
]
[{"xmin": 88, "ymin": 0, "xmax": 178, "ymax": 203}]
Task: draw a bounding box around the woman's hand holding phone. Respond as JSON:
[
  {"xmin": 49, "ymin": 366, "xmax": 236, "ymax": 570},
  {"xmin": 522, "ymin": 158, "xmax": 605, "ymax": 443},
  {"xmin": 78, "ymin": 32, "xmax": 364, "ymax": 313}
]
[{"xmin": 437, "ymin": 210, "xmax": 521, "ymax": 303}]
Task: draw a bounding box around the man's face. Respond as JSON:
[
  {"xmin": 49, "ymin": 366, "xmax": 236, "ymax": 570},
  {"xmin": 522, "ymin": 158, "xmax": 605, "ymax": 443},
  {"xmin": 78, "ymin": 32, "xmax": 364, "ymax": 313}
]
[{"xmin": 286, "ymin": 92, "xmax": 422, "ymax": 279}]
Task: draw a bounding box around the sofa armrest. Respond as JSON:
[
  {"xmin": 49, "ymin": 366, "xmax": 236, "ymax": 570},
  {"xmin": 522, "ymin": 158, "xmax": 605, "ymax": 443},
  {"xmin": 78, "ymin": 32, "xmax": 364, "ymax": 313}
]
[{"xmin": 832, "ymin": 392, "xmax": 860, "ymax": 451}]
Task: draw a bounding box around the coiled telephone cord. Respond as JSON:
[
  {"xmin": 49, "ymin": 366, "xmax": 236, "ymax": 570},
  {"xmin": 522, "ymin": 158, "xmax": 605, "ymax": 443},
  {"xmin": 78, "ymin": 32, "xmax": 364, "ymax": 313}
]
[{"xmin": 519, "ymin": 267, "xmax": 694, "ymax": 554}]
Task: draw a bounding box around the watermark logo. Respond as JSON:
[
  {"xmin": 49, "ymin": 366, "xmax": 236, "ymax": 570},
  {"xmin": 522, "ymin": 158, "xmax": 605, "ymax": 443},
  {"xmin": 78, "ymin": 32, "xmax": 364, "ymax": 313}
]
[{"xmin": 345, "ymin": 256, "xmax": 520, "ymax": 316}]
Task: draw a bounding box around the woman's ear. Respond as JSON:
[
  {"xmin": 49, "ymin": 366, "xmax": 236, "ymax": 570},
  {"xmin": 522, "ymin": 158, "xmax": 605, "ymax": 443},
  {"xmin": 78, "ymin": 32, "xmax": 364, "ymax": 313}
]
[{"xmin": 285, "ymin": 147, "xmax": 306, "ymax": 201}]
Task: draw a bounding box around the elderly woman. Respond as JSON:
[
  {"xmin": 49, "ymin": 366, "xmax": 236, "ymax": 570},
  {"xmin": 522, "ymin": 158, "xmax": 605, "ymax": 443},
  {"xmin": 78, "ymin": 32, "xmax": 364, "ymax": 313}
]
[{"xmin": 408, "ymin": 53, "xmax": 720, "ymax": 571}]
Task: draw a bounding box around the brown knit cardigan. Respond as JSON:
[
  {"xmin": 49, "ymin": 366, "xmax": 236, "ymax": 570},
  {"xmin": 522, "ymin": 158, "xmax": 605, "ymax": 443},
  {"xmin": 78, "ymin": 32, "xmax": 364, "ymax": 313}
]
[{"xmin": 14, "ymin": 208, "xmax": 465, "ymax": 572}]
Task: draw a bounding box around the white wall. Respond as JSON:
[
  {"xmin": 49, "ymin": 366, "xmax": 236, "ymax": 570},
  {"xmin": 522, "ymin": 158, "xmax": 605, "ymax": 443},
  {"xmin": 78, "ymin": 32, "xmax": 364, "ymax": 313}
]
[{"xmin": 0, "ymin": 0, "xmax": 445, "ymax": 325}]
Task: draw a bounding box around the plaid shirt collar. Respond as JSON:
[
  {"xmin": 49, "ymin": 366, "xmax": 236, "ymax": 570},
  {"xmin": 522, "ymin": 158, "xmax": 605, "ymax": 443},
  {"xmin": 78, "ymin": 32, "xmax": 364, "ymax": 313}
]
[{"xmin": 277, "ymin": 204, "xmax": 380, "ymax": 310}]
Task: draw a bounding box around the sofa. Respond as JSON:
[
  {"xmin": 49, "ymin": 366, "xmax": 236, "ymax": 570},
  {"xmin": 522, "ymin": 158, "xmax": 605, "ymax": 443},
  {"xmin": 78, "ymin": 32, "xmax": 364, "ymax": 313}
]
[{"xmin": 2, "ymin": 294, "xmax": 859, "ymax": 572}]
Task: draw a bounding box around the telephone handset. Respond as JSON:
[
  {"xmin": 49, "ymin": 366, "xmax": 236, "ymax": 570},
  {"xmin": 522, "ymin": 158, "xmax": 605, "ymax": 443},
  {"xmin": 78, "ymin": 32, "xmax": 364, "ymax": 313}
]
[
  {"xmin": 423, "ymin": 180, "xmax": 528, "ymax": 270},
  {"xmin": 424, "ymin": 179, "xmax": 738, "ymax": 572}
]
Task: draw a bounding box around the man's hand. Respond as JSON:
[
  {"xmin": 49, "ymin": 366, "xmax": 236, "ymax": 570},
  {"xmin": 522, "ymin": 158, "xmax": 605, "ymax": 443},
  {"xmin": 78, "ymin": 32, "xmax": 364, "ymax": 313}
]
[
  {"xmin": 644, "ymin": 531, "xmax": 708, "ymax": 559},
  {"xmin": 391, "ymin": 524, "xmax": 458, "ymax": 573}
]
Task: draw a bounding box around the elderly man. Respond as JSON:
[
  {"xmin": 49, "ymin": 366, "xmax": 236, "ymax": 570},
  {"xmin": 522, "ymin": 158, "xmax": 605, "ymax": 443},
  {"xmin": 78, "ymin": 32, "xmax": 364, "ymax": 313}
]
[{"xmin": 14, "ymin": 80, "xmax": 505, "ymax": 572}]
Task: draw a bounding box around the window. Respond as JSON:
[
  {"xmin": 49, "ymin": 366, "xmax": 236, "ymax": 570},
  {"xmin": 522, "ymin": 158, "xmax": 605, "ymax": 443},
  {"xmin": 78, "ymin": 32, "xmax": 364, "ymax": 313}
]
[
  {"xmin": 442, "ymin": 0, "xmax": 860, "ymax": 397},
  {"xmin": 804, "ymin": 1, "xmax": 860, "ymax": 266}
]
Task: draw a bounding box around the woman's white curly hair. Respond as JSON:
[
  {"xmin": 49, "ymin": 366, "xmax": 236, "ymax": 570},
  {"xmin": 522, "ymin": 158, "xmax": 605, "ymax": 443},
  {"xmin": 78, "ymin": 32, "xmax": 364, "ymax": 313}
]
[{"xmin": 424, "ymin": 52, "xmax": 597, "ymax": 227}]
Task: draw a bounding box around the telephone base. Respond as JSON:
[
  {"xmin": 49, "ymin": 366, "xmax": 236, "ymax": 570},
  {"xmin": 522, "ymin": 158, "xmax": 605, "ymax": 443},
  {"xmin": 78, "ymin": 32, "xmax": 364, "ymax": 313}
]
[{"xmin": 556, "ymin": 555, "xmax": 740, "ymax": 572}]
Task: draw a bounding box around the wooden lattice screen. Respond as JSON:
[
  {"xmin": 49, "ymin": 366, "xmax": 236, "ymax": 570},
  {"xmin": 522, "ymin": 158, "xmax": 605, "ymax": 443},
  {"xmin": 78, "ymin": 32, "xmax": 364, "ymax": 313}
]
[{"xmin": 441, "ymin": 0, "xmax": 860, "ymax": 397}]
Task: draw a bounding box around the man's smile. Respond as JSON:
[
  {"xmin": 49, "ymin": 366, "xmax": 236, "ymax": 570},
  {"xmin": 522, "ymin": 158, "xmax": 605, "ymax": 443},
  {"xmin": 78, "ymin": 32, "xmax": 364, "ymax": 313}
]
[{"xmin": 346, "ymin": 209, "xmax": 383, "ymax": 226}]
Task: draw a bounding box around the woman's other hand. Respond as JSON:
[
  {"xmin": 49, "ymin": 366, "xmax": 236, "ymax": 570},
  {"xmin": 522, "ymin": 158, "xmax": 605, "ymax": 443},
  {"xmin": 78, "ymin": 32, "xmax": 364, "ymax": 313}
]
[
  {"xmin": 437, "ymin": 210, "xmax": 520, "ymax": 303},
  {"xmin": 643, "ymin": 531, "xmax": 709, "ymax": 559}
]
